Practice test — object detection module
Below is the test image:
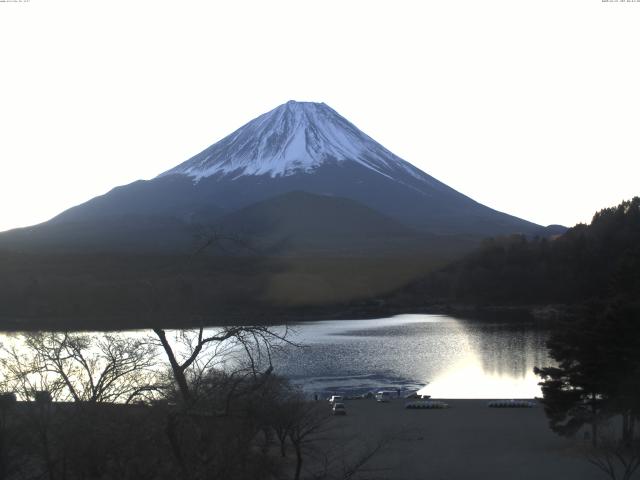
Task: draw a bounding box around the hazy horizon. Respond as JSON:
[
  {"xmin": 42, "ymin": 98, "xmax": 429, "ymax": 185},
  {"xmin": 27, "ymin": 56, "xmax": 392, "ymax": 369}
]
[{"xmin": 1, "ymin": 1, "xmax": 639, "ymax": 232}]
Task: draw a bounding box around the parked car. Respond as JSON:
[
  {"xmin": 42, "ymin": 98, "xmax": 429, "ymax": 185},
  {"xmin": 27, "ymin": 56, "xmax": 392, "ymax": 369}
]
[
  {"xmin": 375, "ymin": 391, "xmax": 394, "ymax": 402},
  {"xmin": 332, "ymin": 402, "xmax": 346, "ymax": 415}
]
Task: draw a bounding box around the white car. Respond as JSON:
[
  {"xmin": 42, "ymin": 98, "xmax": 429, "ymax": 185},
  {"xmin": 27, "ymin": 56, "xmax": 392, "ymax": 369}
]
[
  {"xmin": 332, "ymin": 402, "xmax": 347, "ymax": 415},
  {"xmin": 375, "ymin": 391, "xmax": 394, "ymax": 402}
]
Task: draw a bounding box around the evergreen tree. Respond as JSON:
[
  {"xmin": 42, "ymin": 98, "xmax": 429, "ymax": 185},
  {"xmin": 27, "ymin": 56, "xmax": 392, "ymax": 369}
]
[{"xmin": 535, "ymin": 302, "xmax": 640, "ymax": 446}]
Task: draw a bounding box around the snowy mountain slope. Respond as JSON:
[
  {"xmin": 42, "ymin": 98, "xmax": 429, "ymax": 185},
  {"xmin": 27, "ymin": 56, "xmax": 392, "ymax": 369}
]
[
  {"xmin": 153, "ymin": 100, "xmax": 541, "ymax": 236},
  {"xmin": 0, "ymin": 100, "xmax": 547, "ymax": 254},
  {"xmin": 160, "ymin": 100, "xmax": 435, "ymax": 188}
]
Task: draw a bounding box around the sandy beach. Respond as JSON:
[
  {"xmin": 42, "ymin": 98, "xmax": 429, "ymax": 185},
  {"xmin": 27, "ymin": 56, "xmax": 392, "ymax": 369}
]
[{"xmin": 322, "ymin": 398, "xmax": 603, "ymax": 480}]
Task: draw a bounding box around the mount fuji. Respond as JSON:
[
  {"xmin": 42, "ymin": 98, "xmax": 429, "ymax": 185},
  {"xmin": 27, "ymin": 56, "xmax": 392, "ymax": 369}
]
[
  {"xmin": 0, "ymin": 101, "xmax": 546, "ymax": 255},
  {"xmin": 161, "ymin": 100, "xmax": 434, "ymax": 183}
]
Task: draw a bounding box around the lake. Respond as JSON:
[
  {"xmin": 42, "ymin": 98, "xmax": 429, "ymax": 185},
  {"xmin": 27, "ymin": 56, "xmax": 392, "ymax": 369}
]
[
  {"xmin": 0, "ymin": 314, "xmax": 552, "ymax": 400},
  {"xmin": 273, "ymin": 314, "xmax": 551, "ymax": 399}
]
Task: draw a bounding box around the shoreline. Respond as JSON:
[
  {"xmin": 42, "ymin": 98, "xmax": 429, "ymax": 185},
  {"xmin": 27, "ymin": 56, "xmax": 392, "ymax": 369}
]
[
  {"xmin": 321, "ymin": 398, "xmax": 601, "ymax": 480},
  {"xmin": 0, "ymin": 302, "xmax": 571, "ymax": 333}
]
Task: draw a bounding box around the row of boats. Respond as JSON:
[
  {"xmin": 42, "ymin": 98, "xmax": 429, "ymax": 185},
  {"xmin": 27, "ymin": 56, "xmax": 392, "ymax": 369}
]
[
  {"xmin": 487, "ymin": 400, "xmax": 536, "ymax": 408},
  {"xmin": 329, "ymin": 392, "xmax": 536, "ymax": 410},
  {"xmin": 406, "ymin": 399, "xmax": 537, "ymax": 409}
]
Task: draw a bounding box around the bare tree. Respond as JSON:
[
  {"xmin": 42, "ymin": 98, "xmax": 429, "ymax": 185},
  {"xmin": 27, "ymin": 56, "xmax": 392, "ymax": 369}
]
[
  {"xmin": 153, "ymin": 325, "xmax": 293, "ymax": 406},
  {"xmin": 1, "ymin": 332, "xmax": 163, "ymax": 403},
  {"xmin": 278, "ymin": 393, "xmax": 391, "ymax": 480},
  {"xmin": 585, "ymin": 425, "xmax": 640, "ymax": 480},
  {"xmin": 0, "ymin": 332, "xmax": 173, "ymax": 480},
  {"xmin": 1, "ymin": 342, "xmax": 67, "ymax": 402},
  {"xmin": 286, "ymin": 396, "xmax": 330, "ymax": 480}
]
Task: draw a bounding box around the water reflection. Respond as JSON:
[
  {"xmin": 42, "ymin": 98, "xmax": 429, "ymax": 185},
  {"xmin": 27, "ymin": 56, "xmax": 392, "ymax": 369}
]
[
  {"xmin": 0, "ymin": 314, "xmax": 552, "ymax": 399},
  {"xmin": 463, "ymin": 322, "xmax": 550, "ymax": 379},
  {"xmin": 273, "ymin": 314, "xmax": 552, "ymax": 398},
  {"xmin": 424, "ymin": 320, "xmax": 548, "ymax": 398}
]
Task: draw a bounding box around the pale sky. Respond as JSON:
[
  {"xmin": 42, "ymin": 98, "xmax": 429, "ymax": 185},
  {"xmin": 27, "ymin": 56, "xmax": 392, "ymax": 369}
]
[{"xmin": 1, "ymin": 0, "xmax": 639, "ymax": 232}]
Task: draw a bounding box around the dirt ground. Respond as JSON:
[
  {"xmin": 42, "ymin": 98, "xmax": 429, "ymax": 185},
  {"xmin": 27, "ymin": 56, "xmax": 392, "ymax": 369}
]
[{"xmin": 320, "ymin": 398, "xmax": 605, "ymax": 480}]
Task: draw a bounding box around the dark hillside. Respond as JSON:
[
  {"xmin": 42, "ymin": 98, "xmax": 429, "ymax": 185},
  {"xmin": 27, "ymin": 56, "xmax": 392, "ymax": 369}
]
[
  {"xmin": 0, "ymin": 250, "xmax": 456, "ymax": 331},
  {"xmin": 394, "ymin": 197, "xmax": 640, "ymax": 306}
]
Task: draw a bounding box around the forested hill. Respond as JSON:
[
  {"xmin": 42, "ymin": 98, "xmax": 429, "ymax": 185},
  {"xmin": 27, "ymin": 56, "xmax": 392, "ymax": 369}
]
[{"xmin": 395, "ymin": 197, "xmax": 640, "ymax": 306}]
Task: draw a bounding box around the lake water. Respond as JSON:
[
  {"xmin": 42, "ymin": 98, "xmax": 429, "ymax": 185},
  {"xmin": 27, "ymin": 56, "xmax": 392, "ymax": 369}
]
[
  {"xmin": 0, "ymin": 314, "xmax": 552, "ymax": 399},
  {"xmin": 273, "ymin": 314, "xmax": 551, "ymax": 399}
]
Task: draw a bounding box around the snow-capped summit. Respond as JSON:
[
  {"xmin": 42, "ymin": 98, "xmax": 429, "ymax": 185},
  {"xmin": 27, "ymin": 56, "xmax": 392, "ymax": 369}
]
[
  {"xmin": 0, "ymin": 100, "xmax": 545, "ymax": 255},
  {"xmin": 160, "ymin": 100, "xmax": 428, "ymax": 185}
]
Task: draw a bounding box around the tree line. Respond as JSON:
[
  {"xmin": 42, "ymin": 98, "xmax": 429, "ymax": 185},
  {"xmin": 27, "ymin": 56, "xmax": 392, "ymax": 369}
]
[{"xmin": 397, "ymin": 197, "xmax": 640, "ymax": 307}]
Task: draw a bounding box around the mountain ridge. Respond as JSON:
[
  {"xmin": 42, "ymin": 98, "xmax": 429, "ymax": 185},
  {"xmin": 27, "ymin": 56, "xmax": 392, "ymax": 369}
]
[{"xmin": 0, "ymin": 100, "xmax": 551, "ymax": 255}]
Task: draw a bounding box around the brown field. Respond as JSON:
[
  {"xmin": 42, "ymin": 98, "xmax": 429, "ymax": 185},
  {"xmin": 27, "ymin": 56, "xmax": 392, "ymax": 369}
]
[{"xmin": 0, "ymin": 252, "xmax": 451, "ymax": 330}]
